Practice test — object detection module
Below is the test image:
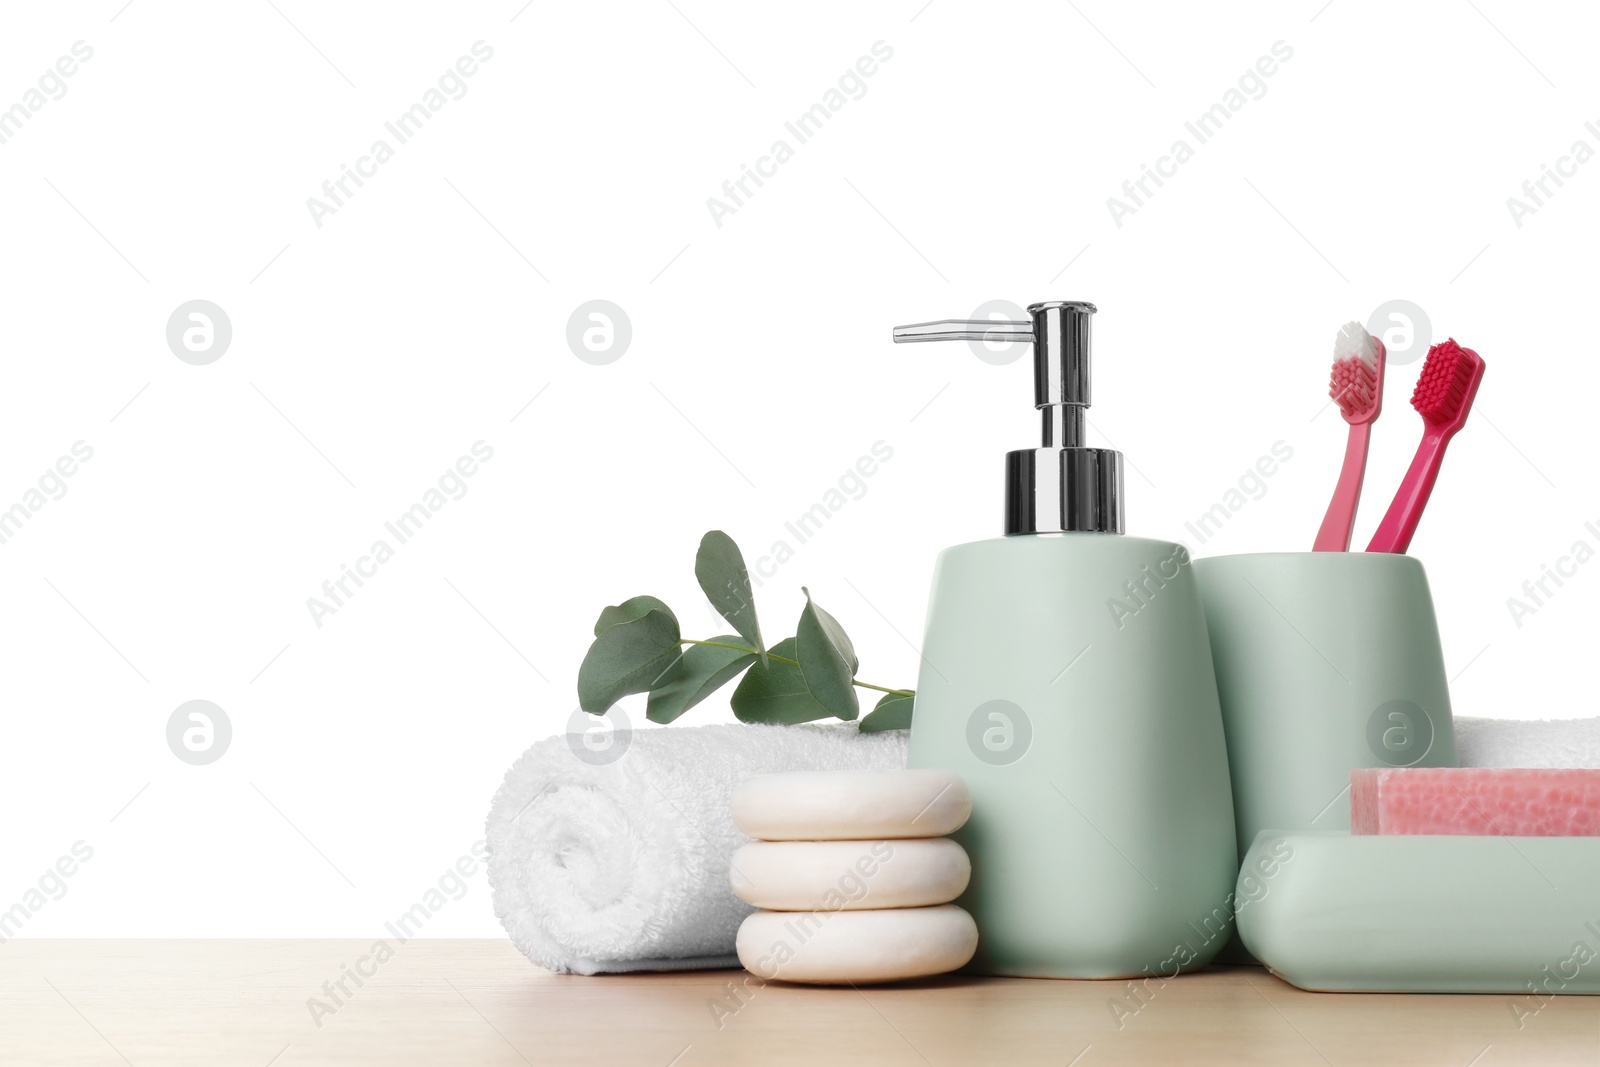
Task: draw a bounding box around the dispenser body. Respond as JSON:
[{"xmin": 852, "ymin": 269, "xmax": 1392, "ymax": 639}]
[{"xmin": 907, "ymin": 533, "xmax": 1238, "ymax": 978}]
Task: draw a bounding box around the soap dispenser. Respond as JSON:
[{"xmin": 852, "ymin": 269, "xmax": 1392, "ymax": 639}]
[{"xmin": 894, "ymin": 301, "xmax": 1237, "ymax": 979}]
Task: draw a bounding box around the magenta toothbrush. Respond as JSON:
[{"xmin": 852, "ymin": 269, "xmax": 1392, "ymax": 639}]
[
  {"xmin": 1366, "ymin": 339, "xmax": 1486, "ymax": 554},
  {"xmin": 1313, "ymin": 323, "xmax": 1386, "ymax": 551}
]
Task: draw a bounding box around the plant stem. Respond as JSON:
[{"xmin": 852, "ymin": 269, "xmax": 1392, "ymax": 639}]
[
  {"xmin": 853, "ymin": 680, "xmax": 915, "ymax": 697},
  {"xmin": 683, "ymin": 638, "xmax": 799, "ymax": 666},
  {"xmin": 681, "ymin": 638, "xmax": 913, "ymax": 698}
]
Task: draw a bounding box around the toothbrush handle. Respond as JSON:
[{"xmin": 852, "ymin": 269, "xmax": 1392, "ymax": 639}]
[
  {"xmin": 1366, "ymin": 429, "xmax": 1449, "ymax": 554},
  {"xmin": 1313, "ymin": 421, "xmax": 1371, "ymax": 552}
]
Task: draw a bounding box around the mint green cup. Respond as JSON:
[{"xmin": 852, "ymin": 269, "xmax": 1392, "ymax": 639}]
[{"xmin": 1191, "ymin": 552, "xmax": 1458, "ymax": 859}]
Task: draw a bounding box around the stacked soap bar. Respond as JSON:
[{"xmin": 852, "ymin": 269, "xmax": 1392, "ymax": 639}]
[
  {"xmin": 729, "ymin": 768, "xmax": 978, "ymax": 985},
  {"xmin": 1351, "ymin": 767, "xmax": 1600, "ymax": 836}
]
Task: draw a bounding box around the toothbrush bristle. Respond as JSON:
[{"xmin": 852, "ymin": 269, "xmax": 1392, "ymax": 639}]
[
  {"xmin": 1329, "ymin": 322, "xmax": 1379, "ymax": 419},
  {"xmin": 1412, "ymin": 339, "xmax": 1475, "ymax": 422},
  {"xmin": 1333, "ymin": 321, "xmax": 1378, "ymax": 371}
]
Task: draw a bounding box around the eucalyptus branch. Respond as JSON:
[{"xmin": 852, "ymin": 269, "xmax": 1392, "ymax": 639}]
[
  {"xmin": 682, "ymin": 638, "xmax": 915, "ymax": 697},
  {"xmin": 577, "ymin": 531, "xmax": 914, "ymax": 730}
]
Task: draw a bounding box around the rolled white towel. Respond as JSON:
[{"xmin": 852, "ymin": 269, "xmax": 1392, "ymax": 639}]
[
  {"xmin": 486, "ymin": 721, "xmax": 909, "ymax": 974},
  {"xmin": 1455, "ymin": 716, "xmax": 1600, "ymax": 769}
]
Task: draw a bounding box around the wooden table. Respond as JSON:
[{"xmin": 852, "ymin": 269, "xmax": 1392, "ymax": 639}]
[{"xmin": 2, "ymin": 941, "xmax": 1595, "ymax": 1065}]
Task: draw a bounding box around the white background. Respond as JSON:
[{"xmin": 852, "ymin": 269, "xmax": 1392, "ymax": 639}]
[{"xmin": 0, "ymin": 0, "xmax": 1593, "ymax": 937}]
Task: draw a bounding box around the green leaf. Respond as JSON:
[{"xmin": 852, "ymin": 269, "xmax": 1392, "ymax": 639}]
[
  {"xmin": 577, "ymin": 600, "xmax": 683, "ymax": 714},
  {"xmin": 859, "ymin": 691, "xmax": 914, "ymax": 732},
  {"xmin": 796, "ymin": 588, "xmax": 859, "ymax": 721},
  {"xmin": 594, "ymin": 595, "xmax": 674, "ymax": 638},
  {"xmin": 695, "ymin": 531, "xmax": 766, "ymax": 665},
  {"xmin": 646, "ymin": 637, "xmax": 757, "ymax": 724},
  {"xmin": 730, "ymin": 637, "xmax": 852, "ymax": 724}
]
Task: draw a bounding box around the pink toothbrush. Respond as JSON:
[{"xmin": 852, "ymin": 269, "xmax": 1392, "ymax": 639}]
[
  {"xmin": 1366, "ymin": 339, "xmax": 1487, "ymax": 554},
  {"xmin": 1313, "ymin": 323, "xmax": 1386, "ymax": 551}
]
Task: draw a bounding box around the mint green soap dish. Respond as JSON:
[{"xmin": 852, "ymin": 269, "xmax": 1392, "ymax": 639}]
[{"xmin": 1237, "ymin": 831, "xmax": 1600, "ymax": 995}]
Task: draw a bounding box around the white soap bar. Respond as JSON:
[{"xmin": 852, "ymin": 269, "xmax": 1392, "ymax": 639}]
[
  {"xmin": 731, "ymin": 769, "xmax": 971, "ymax": 840},
  {"xmin": 730, "ymin": 839, "xmax": 970, "ymax": 911},
  {"xmin": 737, "ymin": 904, "xmax": 978, "ymax": 985}
]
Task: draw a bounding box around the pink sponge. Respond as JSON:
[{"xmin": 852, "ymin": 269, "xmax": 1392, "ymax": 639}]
[{"xmin": 1351, "ymin": 767, "xmax": 1600, "ymax": 836}]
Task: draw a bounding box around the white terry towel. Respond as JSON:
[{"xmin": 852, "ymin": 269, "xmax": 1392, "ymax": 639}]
[
  {"xmin": 1455, "ymin": 716, "xmax": 1600, "ymax": 769},
  {"xmin": 486, "ymin": 721, "xmax": 909, "ymax": 975}
]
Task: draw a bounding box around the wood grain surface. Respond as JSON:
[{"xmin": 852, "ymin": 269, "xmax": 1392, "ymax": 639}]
[{"xmin": 1, "ymin": 940, "xmax": 1595, "ymax": 1065}]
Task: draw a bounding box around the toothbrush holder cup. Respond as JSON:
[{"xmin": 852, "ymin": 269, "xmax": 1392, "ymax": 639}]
[{"xmin": 1191, "ymin": 552, "xmax": 1457, "ymax": 859}]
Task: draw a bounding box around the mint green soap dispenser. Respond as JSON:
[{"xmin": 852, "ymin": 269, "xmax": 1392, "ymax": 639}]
[{"xmin": 896, "ymin": 301, "xmax": 1238, "ymax": 979}]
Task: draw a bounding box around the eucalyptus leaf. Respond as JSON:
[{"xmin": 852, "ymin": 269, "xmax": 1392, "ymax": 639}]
[
  {"xmin": 859, "ymin": 691, "xmax": 914, "ymax": 732},
  {"xmin": 695, "ymin": 531, "xmax": 766, "ymax": 665},
  {"xmin": 730, "ymin": 637, "xmax": 852, "ymax": 724},
  {"xmin": 795, "ymin": 588, "xmax": 859, "ymax": 721},
  {"xmin": 594, "ymin": 595, "xmax": 675, "ymax": 638},
  {"xmin": 577, "ymin": 601, "xmax": 683, "ymax": 714},
  {"xmin": 646, "ymin": 636, "xmax": 757, "ymax": 724}
]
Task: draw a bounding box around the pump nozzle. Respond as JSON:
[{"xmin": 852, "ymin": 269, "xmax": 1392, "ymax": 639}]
[
  {"xmin": 892, "ymin": 300, "xmax": 1123, "ymax": 535},
  {"xmin": 892, "ymin": 320, "xmax": 1034, "ymax": 344}
]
